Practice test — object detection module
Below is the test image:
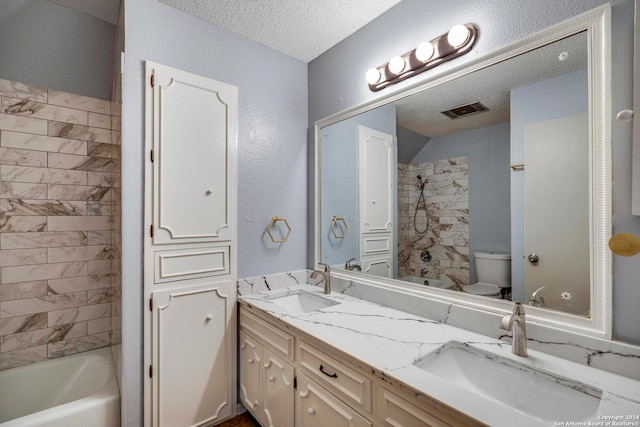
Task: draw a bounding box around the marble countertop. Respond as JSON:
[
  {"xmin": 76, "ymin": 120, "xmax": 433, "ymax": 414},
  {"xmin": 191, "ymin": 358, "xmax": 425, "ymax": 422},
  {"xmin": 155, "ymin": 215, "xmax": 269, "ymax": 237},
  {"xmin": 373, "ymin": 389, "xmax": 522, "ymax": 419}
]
[{"xmin": 239, "ymin": 284, "xmax": 640, "ymax": 427}]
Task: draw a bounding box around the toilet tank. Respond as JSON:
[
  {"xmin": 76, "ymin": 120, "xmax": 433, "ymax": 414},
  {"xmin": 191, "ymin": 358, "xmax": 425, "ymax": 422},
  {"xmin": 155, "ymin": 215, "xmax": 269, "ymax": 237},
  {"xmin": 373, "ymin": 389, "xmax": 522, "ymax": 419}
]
[{"xmin": 474, "ymin": 252, "xmax": 511, "ymax": 288}]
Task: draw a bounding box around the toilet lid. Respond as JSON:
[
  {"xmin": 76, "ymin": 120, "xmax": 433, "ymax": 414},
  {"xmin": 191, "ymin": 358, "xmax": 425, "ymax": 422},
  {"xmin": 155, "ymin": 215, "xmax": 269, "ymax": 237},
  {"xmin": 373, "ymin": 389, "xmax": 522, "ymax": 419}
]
[{"xmin": 463, "ymin": 282, "xmax": 501, "ymax": 296}]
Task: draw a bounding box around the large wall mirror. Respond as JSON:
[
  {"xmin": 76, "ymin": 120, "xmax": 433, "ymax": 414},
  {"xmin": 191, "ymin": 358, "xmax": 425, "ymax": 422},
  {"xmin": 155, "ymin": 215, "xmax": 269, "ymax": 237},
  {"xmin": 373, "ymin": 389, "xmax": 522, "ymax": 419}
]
[{"xmin": 314, "ymin": 5, "xmax": 612, "ymax": 338}]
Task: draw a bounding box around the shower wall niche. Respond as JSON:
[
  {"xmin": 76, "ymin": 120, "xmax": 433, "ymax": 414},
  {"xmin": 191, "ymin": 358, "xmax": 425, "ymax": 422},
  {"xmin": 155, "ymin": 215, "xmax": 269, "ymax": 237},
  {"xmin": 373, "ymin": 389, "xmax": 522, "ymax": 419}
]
[
  {"xmin": 0, "ymin": 78, "xmax": 121, "ymax": 370},
  {"xmin": 397, "ymin": 157, "xmax": 470, "ymax": 285}
]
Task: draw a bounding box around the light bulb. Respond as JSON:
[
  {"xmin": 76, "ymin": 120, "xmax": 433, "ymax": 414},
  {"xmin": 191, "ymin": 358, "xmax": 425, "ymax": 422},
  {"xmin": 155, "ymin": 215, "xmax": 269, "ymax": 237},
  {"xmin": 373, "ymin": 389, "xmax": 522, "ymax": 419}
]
[
  {"xmin": 365, "ymin": 68, "xmax": 382, "ymax": 85},
  {"xmin": 447, "ymin": 24, "xmax": 470, "ymax": 47},
  {"xmin": 388, "ymin": 56, "xmax": 406, "ymax": 75},
  {"xmin": 415, "ymin": 42, "xmax": 435, "ymax": 62}
]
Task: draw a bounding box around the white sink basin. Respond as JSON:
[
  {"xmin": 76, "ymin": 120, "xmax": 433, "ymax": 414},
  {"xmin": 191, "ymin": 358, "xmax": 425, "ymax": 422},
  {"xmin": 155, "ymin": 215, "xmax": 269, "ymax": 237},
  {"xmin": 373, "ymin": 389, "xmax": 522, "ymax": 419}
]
[
  {"xmin": 414, "ymin": 342, "xmax": 602, "ymax": 422},
  {"xmin": 267, "ymin": 291, "xmax": 339, "ymax": 314}
]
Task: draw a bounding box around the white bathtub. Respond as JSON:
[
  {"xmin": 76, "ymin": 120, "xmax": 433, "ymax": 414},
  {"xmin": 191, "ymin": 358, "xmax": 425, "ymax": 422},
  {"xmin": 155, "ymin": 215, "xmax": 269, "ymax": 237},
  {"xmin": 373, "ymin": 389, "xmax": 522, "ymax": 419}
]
[{"xmin": 0, "ymin": 347, "xmax": 120, "ymax": 427}]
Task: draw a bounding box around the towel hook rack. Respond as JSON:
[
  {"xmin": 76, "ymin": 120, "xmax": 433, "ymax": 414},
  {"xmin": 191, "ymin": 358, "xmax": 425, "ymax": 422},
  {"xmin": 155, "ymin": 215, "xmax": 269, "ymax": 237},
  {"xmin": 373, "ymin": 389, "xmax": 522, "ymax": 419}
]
[
  {"xmin": 267, "ymin": 216, "xmax": 291, "ymax": 243},
  {"xmin": 330, "ymin": 216, "xmax": 348, "ymax": 239}
]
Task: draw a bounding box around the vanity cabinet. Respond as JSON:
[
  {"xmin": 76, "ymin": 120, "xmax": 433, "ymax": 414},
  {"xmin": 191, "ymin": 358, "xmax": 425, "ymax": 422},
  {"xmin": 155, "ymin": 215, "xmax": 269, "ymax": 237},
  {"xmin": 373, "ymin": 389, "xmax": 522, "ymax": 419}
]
[
  {"xmin": 239, "ymin": 305, "xmax": 479, "ymax": 427},
  {"xmin": 144, "ymin": 61, "xmax": 238, "ymax": 427},
  {"xmin": 239, "ymin": 331, "xmax": 295, "ymax": 427}
]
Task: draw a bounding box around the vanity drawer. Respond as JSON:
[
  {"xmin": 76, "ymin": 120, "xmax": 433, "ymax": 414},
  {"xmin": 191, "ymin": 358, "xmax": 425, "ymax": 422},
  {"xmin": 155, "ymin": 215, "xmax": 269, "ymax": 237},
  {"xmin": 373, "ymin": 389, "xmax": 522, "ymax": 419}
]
[
  {"xmin": 298, "ymin": 340, "xmax": 372, "ymax": 412},
  {"xmin": 378, "ymin": 386, "xmax": 480, "ymax": 427},
  {"xmin": 296, "ymin": 373, "xmax": 371, "ymax": 427},
  {"xmin": 240, "ymin": 309, "xmax": 294, "ymax": 362},
  {"xmin": 154, "ymin": 246, "xmax": 229, "ymax": 283}
]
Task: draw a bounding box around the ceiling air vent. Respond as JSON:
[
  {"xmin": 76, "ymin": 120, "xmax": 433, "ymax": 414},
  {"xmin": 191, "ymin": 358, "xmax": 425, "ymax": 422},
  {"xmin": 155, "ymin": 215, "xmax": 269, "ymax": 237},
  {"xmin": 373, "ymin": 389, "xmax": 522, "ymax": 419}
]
[{"xmin": 441, "ymin": 101, "xmax": 489, "ymax": 119}]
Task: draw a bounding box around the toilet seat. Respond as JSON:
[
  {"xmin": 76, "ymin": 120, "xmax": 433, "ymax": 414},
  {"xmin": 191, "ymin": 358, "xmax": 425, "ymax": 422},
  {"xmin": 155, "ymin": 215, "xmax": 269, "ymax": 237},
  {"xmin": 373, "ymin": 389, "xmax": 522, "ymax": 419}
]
[{"xmin": 462, "ymin": 282, "xmax": 502, "ymax": 296}]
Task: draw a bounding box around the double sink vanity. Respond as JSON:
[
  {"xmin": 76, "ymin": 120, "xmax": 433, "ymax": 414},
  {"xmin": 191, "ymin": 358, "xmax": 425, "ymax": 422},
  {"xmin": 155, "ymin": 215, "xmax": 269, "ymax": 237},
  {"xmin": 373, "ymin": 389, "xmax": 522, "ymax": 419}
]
[{"xmin": 239, "ymin": 281, "xmax": 640, "ymax": 427}]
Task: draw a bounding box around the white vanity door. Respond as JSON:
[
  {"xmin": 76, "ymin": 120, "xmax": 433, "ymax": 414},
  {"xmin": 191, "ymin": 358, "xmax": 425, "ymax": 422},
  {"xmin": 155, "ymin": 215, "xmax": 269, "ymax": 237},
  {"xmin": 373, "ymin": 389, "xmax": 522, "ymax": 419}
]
[
  {"xmin": 150, "ymin": 281, "xmax": 234, "ymax": 427},
  {"xmin": 262, "ymin": 348, "xmax": 294, "ymax": 427},
  {"xmin": 239, "ymin": 331, "xmax": 263, "ymax": 416},
  {"xmin": 150, "ymin": 62, "xmax": 237, "ymax": 245}
]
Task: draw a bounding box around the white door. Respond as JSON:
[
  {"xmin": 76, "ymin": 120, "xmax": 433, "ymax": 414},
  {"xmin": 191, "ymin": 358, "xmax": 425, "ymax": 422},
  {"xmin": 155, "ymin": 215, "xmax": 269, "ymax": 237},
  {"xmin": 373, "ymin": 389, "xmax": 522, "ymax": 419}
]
[
  {"xmin": 151, "ymin": 281, "xmax": 234, "ymax": 427},
  {"xmin": 358, "ymin": 126, "xmax": 393, "ymax": 234},
  {"xmin": 524, "ymin": 113, "xmax": 589, "ymax": 315},
  {"xmin": 262, "ymin": 349, "xmax": 295, "ymax": 427},
  {"xmin": 150, "ymin": 62, "xmax": 237, "ymax": 245},
  {"xmin": 239, "ymin": 332, "xmax": 263, "ymax": 418}
]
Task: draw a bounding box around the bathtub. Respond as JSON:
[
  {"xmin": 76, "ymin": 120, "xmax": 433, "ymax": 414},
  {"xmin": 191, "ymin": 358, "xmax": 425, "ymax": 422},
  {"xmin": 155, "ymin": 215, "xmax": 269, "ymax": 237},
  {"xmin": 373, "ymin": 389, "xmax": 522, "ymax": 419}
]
[
  {"xmin": 399, "ymin": 276, "xmax": 459, "ymax": 290},
  {"xmin": 0, "ymin": 347, "xmax": 120, "ymax": 427}
]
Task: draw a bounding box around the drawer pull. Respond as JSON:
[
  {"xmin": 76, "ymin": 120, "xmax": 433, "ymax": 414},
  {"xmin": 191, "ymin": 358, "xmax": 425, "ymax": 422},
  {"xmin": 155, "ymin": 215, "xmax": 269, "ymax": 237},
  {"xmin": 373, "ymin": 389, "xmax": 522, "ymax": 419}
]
[
  {"xmin": 248, "ymin": 358, "xmax": 254, "ymax": 364},
  {"xmin": 307, "ymin": 408, "xmax": 315, "ymax": 415},
  {"xmin": 268, "ymin": 375, "xmax": 275, "ymax": 382},
  {"xmin": 319, "ymin": 364, "xmax": 338, "ymax": 379}
]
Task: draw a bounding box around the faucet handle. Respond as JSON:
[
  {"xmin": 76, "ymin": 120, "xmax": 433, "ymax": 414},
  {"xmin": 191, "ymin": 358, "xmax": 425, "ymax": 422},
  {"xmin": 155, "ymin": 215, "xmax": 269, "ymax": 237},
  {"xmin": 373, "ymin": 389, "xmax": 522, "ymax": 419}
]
[
  {"xmin": 513, "ymin": 301, "xmax": 525, "ymax": 315},
  {"xmin": 317, "ymin": 262, "xmax": 329, "ymax": 272}
]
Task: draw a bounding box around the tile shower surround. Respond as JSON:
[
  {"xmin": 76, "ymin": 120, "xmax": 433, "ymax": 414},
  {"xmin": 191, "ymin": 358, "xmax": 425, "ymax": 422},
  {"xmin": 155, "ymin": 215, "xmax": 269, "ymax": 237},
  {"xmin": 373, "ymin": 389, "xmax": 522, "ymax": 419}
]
[
  {"xmin": 0, "ymin": 78, "xmax": 121, "ymax": 370},
  {"xmin": 398, "ymin": 157, "xmax": 469, "ymax": 285}
]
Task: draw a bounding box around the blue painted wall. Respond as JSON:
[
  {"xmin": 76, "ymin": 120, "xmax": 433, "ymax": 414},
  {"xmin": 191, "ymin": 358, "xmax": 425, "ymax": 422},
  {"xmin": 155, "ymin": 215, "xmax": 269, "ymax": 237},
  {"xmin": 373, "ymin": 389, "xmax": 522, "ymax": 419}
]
[
  {"xmin": 0, "ymin": 0, "xmax": 115, "ymax": 100},
  {"xmin": 121, "ymin": 0, "xmax": 307, "ymax": 424}
]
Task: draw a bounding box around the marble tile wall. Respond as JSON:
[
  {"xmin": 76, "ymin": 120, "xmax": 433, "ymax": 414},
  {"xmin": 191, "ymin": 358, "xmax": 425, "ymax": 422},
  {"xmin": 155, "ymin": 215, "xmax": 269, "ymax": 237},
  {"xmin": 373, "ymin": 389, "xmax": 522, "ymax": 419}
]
[
  {"xmin": 0, "ymin": 78, "xmax": 121, "ymax": 370},
  {"xmin": 398, "ymin": 157, "xmax": 469, "ymax": 285}
]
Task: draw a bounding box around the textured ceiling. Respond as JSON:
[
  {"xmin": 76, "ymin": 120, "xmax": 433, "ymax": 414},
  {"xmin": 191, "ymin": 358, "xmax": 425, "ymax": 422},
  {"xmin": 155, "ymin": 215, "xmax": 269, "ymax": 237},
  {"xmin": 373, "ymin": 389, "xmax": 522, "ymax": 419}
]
[
  {"xmin": 47, "ymin": 0, "xmax": 121, "ymax": 24},
  {"xmin": 395, "ymin": 32, "xmax": 588, "ymax": 138},
  {"xmin": 157, "ymin": 0, "xmax": 402, "ymax": 62}
]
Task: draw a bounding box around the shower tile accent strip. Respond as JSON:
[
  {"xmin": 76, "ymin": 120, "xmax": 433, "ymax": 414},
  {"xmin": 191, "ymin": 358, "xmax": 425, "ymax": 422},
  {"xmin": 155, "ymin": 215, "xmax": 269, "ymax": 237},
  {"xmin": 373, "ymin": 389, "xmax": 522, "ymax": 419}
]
[
  {"xmin": 398, "ymin": 157, "xmax": 470, "ymax": 286},
  {"xmin": 0, "ymin": 78, "xmax": 121, "ymax": 371}
]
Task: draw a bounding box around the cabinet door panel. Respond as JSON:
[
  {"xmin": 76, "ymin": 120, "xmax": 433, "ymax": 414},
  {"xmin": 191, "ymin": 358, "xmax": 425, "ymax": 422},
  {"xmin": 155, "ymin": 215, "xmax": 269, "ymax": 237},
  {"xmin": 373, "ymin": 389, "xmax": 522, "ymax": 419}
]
[
  {"xmin": 359, "ymin": 125, "xmax": 393, "ymax": 234},
  {"xmin": 239, "ymin": 332, "xmax": 262, "ymax": 415},
  {"xmin": 296, "ymin": 373, "xmax": 371, "ymax": 427},
  {"xmin": 361, "ymin": 256, "xmax": 392, "ymax": 278},
  {"xmin": 151, "ymin": 282, "xmax": 233, "ymax": 427},
  {"xmin": 262, "ymin": 349, "xmax": 294, "ymax": 427},
  {"xmin": 151, "ymin": 64, "xmax": 237, "ymax": 245}
]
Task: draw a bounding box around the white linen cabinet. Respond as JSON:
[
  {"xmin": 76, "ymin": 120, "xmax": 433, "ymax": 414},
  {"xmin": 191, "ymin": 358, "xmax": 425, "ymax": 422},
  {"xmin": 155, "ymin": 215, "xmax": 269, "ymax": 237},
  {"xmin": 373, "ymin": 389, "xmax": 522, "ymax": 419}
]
[{"xmin": 143, "ymin": 61, "xmax": 238, "ymax": 427}]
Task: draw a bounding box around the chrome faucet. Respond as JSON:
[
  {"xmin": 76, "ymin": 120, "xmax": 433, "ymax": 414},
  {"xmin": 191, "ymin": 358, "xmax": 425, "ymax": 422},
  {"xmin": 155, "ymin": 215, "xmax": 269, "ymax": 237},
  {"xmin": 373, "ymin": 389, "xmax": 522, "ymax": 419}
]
[
  {"xmin": 499, "ymin": 302, "xmax": 528, "ymax": 357},
  {"xmin": 529, "ymin": 286, "xmax": 546, "ymax": 307},
  {"xmin": 310, "ymin": 263, "xmax": 331, "ymax": 294},
  {"xmin": 345, "ymin": 258, "xmax": 361, "ymax": 272}
]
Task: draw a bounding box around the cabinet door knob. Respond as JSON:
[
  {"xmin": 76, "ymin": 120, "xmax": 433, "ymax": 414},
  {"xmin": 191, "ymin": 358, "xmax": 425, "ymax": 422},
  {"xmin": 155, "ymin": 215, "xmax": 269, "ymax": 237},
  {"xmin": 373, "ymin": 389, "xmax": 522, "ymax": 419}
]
[
  {"xmin": 268, "ymin": 375, "xmax": 275, "ymax": 382},
  {"xmin": 205, "ymin": 314, "xmax": 212, "ymax": 322},
  {"xmin": 205, "ymin": 190, "xmax": 212, "ymax": 195},
  {"xmin": 248, "ymin": 358, "xmax": 254, "ymax": 364},
  {"xmin": 307, "ymin": 408, "xmax": 315, "ymax": 415}
]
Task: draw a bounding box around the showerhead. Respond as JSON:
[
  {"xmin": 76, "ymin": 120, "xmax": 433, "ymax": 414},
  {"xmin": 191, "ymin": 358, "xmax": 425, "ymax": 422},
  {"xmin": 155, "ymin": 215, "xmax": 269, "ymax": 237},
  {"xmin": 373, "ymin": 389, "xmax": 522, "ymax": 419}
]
[{"xmin": 416, "ymin": 175, "xmax": 428, "ymax": 189}]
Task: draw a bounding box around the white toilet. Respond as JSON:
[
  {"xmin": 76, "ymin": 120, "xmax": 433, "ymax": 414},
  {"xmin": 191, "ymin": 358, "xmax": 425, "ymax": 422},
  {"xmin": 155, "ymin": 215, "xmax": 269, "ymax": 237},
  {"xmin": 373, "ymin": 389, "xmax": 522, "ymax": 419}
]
[{"xmin": 462, "ymin": 252, "xmax": 511, "ymax": 298}]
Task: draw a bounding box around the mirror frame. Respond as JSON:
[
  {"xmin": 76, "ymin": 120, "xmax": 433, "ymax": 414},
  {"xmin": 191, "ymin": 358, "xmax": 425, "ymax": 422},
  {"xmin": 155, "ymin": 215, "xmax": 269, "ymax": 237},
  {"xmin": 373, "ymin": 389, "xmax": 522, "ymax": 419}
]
[{"xmin": 314, "ymin": 5, "xmax": 612, "ymax": 338}]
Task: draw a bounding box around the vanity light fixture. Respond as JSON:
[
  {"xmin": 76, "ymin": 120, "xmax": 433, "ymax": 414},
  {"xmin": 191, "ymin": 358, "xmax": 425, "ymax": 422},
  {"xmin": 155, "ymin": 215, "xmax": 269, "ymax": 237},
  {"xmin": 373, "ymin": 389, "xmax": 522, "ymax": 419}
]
[{"xmin": 366, "ymin": 24, "xmax": 478, "ymax": 91}]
